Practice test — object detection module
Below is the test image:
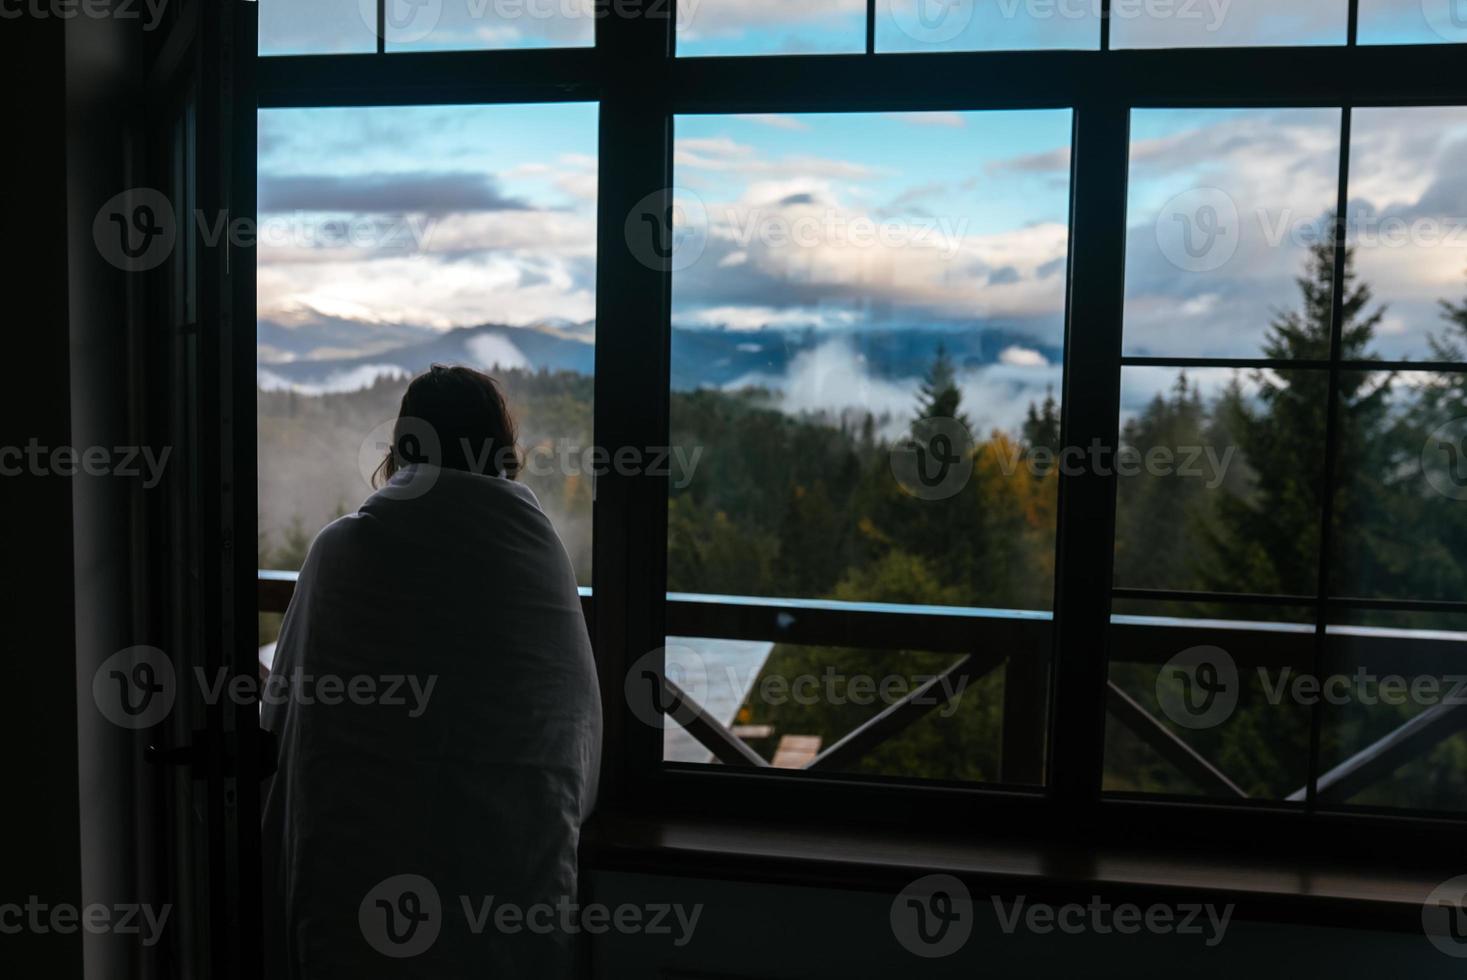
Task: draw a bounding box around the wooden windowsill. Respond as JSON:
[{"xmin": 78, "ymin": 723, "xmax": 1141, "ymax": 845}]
[{"xmin": 581, "ymin": 811, "xmax": 1442, "ymax": 934}]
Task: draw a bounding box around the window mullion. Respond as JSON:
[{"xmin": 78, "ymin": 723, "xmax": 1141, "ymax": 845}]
[{"xmin": 1049, "ymin": 101, "xmax": 1130, "ymax": 808}]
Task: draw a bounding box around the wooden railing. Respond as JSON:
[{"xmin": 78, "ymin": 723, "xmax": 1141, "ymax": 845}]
[{"xmin": 258, "ymin": 570, "xmax": 1467, "ymax": 801}]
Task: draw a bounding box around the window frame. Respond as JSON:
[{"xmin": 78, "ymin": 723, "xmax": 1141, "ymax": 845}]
[{"xmin": 254, "ymin": 0, "xmax": 1467, "ymax": 865}]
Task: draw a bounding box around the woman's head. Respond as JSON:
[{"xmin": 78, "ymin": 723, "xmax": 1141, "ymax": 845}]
[{"xmin": 373, "ymin": 365, "xmax": 520, "ymax": 486}]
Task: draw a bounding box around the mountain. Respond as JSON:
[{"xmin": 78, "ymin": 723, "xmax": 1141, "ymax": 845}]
[
  {"xmin": 255, "ymin": 320, "xmax": 1062, "ymax": 393},
  {"xmin": 257, "ymin": 316, "xmax": 438, "ymax": 363}
]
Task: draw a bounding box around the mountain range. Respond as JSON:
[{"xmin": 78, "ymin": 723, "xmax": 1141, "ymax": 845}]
[{"xmin": 256, "ymin": 317, "xmax": 1064, "ymax": 393}]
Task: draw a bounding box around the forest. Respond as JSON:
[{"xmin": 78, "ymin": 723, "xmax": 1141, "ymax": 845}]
[{"xmin": 258, "ymin": 239, "xmax": 1467, "ymax": 811}]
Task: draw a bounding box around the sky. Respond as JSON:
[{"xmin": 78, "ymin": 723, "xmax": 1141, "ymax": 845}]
[
  {"xmin": 256, "ymin": 3, "xmax": 1467, "ymax": 428},
  {"xmin": 259, "ymin": 0, "xmax": 1467, "ymax": 54}
]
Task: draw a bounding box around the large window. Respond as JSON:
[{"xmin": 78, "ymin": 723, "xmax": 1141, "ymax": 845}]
[
  {"xmin": 661, "ymin": 110, "xmax": 1070, "ymax": 782},
  {"xmin": 256, "ymin": 104, "xmax": 597, "ymax": 646},
  {"xmin": 255, "ymin": 0, "xmax": 1467, "ymax": 847}
]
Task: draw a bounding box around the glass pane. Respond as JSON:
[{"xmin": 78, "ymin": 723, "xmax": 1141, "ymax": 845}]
[
  {"xmin": 386, "ymin": 0, "xmax": 595, "ymax": 51},
  {"xmin": 1320, "ymin": 611, "xmax": 1467, "ymax": 813},
  {"xmin": 1345, "ymin": 108, "xmax": 1467, "ymax": 361},
  {"xmin": 1360, "ymin": 0, "xmax": 1467, "ymax": 43},
  {"xmin": 1329, "ymin": 370, "xmax": 1467, "ymax": 603},
  {"xmin": 677, "ymin": 0, "xmax": 866, "ymax": 55},
  {"xmin": 1105, "ymin": 601, "xmax": 1315, "ymax": 801},
  {"xmin": 1123, "ymin": 108, "xmax": 1342, "ymax": 359},
  {"xmin": 874, "ymin": 0, "xmax": 1099, "ymax": 51},
  {"xmin": 259, "ymin": 0, "xmax": 379, "ymax": 55},
  {"xmin": 1110, "ymin": 0, "xmax": 1347, "ymax": 47},
  {"xmin": 667, "ymin": 110, "xmax": 1072, "ymax": 611},
  {"xmin": 1113, "ymin": 367, "xmax": 1327, "ymax": 596},
  {"xmin": 256, "ymin": 105, "xmax": 598, "ymax": 596},
  {"xmin": 657, "ymin": 631, "xmax": 1050, "ymax": 785}
]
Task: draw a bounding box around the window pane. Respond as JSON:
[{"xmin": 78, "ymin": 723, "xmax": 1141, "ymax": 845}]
[
  {"xmin": 1360, "ymin": 0, "xmax": 1467, "ymax": 44},
  {"xmin": 874, "ymin": 0, "xmax": 1099, "ymax": 51},
  {"xmin": 385, "ymin": 0, "xmax": 595, "ymax": 51},
  {"xmin": 256, "ymin": 105, "xmax": 598, "ymax": 597},
  {"xmin": 667, "ymin": 110, "xmax": 1072, "ymax": 611},
  {"xmin": 677, "ymin": 0, "xmax": 866, "ymax": 55},
  {"xmin": 1104, "ymin": 601, "xmax": 1314, "ymax": 801},
  {"xmin": 659, "ymin": 633, "xmax": 1049, "ymax": 785},
  {"xmin": 1320, "ymin": 611, "xmax": 1467, "ymax": 813},
  {"xmin": 1329, "ymin": 370, "xmax": 1467, "ymax": 603},
  {"xmin": 1110, "ymin": 0, "xmax": 1347, "ymax": 47},
  {"xmin": 1124, "ymin": 108, "xmax": 1342, "ymax": 358},
  {"xmin": 1113, "ymin": 366, "xmax": 1327, "ymax": 596},
  {"xmin": 657, "ymin": 110, "xmax": 1069, "ymax": 784},
  {"xmin": 1346, "ymin": 108, "xmax": 1467, "ymax": 361},
  {"xmin": 259, "ymin": 0, "xmax": 378, "ymax": 55}
]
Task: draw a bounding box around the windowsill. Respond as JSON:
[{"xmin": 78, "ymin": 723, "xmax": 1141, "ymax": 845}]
[{"xmin": 580, "ymin": 811, "xmax": 1441, "ymax": 933}]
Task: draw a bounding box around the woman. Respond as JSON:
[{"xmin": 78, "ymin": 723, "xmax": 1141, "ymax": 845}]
[{"xmin": 262, "ymin": 365, "xmax": 601, "ymax": 978}]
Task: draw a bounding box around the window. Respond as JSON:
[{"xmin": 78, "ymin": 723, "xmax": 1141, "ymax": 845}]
[
  {"xmin": 1105, "ymin": 101, "xmax": 1467, "ymax": 814},
  {"xmin": 254, "ymin": 0, "xmax": 1467, "ymax": 848},
  {"xmin": 256, "ymin": 103, "xmax": 597, "ymax": 642},
  {"xmin": 662, "ymin": 109, "xmax": 1069, "ymax": 781},
  {"xmin": 677, "ymin": 0, "xmax": 866, "ymax": 56}
]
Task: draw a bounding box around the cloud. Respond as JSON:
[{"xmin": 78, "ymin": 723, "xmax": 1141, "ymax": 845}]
[
  {"xmin": 465, "ymin": 334, "xmax": 531, "ymax": 371},
  {"xmin": 736, "ymin": 114, "xmax": 811, "ymax": 131},
  {"xmin": 728, "ymin": 339, "xmax": 1066, "ymax": 438},
  {"xmin": 259, "ymin": 172, "xmax": 528, "ymax": 214},
  {"xmin": 257, "ymin": 363, "xmax": 409, "ymax": 395},
  {"xmin": 988, "ymin": 146, "xmax": 1071, "ymax": 176},
  {"xmin": 999, "ymin": 345, "xmax": 1048, "ymax": 367},
  {"xmin": 889, "ymin": 112, "xmax": 966, "ymax": 129}
]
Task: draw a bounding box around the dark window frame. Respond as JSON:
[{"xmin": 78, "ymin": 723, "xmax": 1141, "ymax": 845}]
[{"xmin": 255, "ymin": 0, "xmax": 1467, "ymax": 864}]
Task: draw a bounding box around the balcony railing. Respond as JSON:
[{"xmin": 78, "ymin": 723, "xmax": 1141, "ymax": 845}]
[{"xmin": 258, "ymin": 570, "xmax": 1467, "ymax": 805}]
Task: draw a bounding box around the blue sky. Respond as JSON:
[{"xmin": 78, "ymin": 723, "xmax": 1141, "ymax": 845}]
[{"xmin": 259, "ymin": 0, "xmax": 1467, "ymax": 54}]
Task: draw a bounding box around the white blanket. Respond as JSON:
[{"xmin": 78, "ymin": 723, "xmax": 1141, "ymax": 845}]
[{"xmin": 262, "ymin": 465, "xmax": 601, "ymax": 979}]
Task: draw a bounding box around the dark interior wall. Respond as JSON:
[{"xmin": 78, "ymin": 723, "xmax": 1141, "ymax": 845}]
[
  {"xmin": 586, "ymin": 871, "xmax": 1457, "ymax": 978},
  {"xmin": 2, "ymin": 12, "xmax": 84, "ymax": 980},
  {"xmin": 66, "ymin": 10, "xmax": 150, "ymax": 980}
]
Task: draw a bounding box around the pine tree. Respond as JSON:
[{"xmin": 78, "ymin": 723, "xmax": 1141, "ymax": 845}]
[
  {"xmin": 1201, "ymin": 236, "xmax": 1391, "ymax": 597},
  {"xmin": 913, "ymin": 343, "xmax": 970, "ymax": 428},
  {"xmin": 1021, "ymin": 385, "xmax": 1061, "ymax": 456}
]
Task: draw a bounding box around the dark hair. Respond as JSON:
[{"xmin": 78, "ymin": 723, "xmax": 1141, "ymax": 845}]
[{"xmin": 372, "ymin": 364, "xmax": 520, "ymax": 487}]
